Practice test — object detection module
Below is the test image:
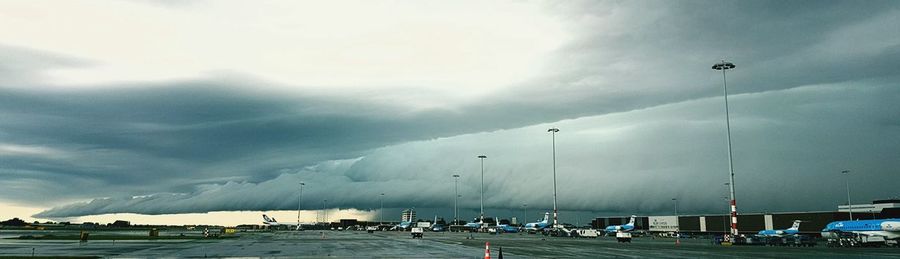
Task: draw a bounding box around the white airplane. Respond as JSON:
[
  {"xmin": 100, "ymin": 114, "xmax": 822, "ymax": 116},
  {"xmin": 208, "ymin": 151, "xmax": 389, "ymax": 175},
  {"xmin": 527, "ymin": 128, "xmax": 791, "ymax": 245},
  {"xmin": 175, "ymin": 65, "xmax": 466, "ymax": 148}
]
[{"xmin": 262, "ymin": 214, "xmax": 303, "ymax": 231}]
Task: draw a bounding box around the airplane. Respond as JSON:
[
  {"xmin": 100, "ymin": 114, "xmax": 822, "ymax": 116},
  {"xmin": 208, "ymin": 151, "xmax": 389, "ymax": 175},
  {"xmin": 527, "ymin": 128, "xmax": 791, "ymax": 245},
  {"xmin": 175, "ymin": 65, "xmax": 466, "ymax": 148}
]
[
  {"xmin": 463, "ymin": 217, "xmax": 498, "ymax": 231},
  {"xmin": 431, "ymin": 224, "xmax": 445, "ymax": 232},
  {"xmin": 262, "ymin": 214, "xmax": 303, "ymax": 231},
  {"xmin": 758, "ymin": 220, "xmax": 802, "ymax": 237},
  {"xmin": 821, "ymin": 218, "xmax": 900, "ymax": 240},
  {"xmin": 464, "ymin": 218, "xmax": 484, "ymax": 230},
  {"xmin": 431, "ymin": 215, "xmax": 445, "ymax": 232},
  {"xmin": 523, "ymin": 212, "xmax": 552, "ymax": 232},
  {"xmin": 391, "ymin": 220, "xmax": 414, "ymax": 231},
  {"xmin": 604, "ymin": 215, "xmax": 636, "ymax": 233},
  {"xmin": 492, "ymin": 217, "xmax": 520, "ymax": 233}
]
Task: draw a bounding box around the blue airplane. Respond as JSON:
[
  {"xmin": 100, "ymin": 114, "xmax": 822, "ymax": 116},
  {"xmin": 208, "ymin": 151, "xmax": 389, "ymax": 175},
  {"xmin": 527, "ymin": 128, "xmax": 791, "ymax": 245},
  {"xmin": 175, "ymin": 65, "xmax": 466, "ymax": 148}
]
[
  {"xmin": 758, "ymin": 220, "xmax": 802, "ymax": 237},
  {"xmin": 463, "ymin": 217, "xmax": 484, "ymax": 229},
  {"xmin": 392, "ymin": 220, "xmax": 413, "ymax": 231},
  {"xmin": 524, "ymin": 212, "xmax": 552, "ymax": 232},
  {"xmin": 604, "ymin": 215, "xmax": 636, "ymax": 233},
  {"xmin": 493, "ymin": 217, "xmax": 519, "ymax": 233},
  {"xmin": 821, "ymin": 218, "xmax": 900, "ymax": 240}
]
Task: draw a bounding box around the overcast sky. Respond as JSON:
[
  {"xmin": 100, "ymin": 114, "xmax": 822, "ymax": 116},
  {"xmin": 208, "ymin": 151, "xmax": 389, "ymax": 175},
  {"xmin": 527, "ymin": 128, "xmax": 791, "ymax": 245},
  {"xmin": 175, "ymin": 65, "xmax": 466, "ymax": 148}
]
[{"xmin": 1, "ymin": 0, "xmax": 898, "ymax": 225}]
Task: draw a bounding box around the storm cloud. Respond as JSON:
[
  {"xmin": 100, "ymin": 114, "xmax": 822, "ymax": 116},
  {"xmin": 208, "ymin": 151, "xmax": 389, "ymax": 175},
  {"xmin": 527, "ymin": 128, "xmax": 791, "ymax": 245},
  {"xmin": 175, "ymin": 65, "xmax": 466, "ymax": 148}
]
[{"xmin": 0, "ymin": 0, "xmax": 898, "ymax": 221}]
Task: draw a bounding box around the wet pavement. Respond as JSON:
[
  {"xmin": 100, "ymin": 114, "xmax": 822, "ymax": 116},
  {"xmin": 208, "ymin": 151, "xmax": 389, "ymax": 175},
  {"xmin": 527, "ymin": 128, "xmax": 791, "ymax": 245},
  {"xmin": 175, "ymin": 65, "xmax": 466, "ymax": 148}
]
[{"xmin": 2, "ymin": 230, "xmax": 900, "ymax": 258}]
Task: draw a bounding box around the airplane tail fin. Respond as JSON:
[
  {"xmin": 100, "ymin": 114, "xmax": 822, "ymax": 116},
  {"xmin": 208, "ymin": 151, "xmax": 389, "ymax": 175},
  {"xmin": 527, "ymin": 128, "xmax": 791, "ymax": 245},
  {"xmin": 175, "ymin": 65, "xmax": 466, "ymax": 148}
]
[
  {"xmin": 789, "ymin": 220, "xmax": 802, "ymax": 230},
  {"xmin": 626, "ymin": 215, "xmax": 636, "ymax": 226},
  {"xmin": 542, "ymin": 212, "xmax": 550, "ymax": 223},
  {"xmin": 263, "ymin": 214, "xmax": 276, "ymax": 223}
]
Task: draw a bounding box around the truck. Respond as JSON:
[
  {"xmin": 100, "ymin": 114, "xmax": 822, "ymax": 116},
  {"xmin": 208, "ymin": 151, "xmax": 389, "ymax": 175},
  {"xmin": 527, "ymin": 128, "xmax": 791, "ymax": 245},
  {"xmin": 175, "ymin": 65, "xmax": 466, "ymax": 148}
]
[
  {"xmin": 616, "ymin": 232, "xmax": 632, "ymax": 243},
  {"xmin": 411, "ymin": 227, "xmax": 424, "ymax": 238}
]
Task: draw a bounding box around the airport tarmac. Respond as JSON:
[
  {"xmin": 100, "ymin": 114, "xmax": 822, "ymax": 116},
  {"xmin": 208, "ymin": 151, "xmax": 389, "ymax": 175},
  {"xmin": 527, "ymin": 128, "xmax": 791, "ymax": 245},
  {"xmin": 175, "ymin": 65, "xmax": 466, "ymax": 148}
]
[{"xmin": 2, "ymin": 230, "xmax": 900, "ymax": 258}]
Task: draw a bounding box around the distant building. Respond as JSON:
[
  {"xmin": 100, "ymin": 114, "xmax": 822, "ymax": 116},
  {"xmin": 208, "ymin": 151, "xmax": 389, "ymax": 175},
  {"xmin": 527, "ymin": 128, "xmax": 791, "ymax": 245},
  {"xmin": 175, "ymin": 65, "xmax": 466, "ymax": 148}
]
[
  {"xmin": 401, "ymin": 209, "xmax": 416, "ymax": 222},
  {"xmin": 111, "ymin": 220, "xmax": 131, "ymax": 227}
]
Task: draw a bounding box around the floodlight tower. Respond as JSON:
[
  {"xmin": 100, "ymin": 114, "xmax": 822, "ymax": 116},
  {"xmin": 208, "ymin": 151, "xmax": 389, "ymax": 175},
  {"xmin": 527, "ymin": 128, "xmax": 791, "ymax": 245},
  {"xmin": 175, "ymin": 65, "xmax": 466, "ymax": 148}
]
[
  {"xmin": 477, "ymin": 155, "xmax": 487, "ymax": 227},
  {"xmin": 548, "ymin": 127, "xmax": 560, "ymax": 229},
  {"xmin": 842, "ymin": 170, "xmax": 853, "ymax": 220},
  {"xmin": 297, "ymin": 182, "xmax": 305, "ymax": 230},
  {"xmin": 712, "ymin": 60, "xmax": 738, "ymax": 236},
  {"xmin": 453, "ymin": 174, "xmax": 460, "ymax": 225}
]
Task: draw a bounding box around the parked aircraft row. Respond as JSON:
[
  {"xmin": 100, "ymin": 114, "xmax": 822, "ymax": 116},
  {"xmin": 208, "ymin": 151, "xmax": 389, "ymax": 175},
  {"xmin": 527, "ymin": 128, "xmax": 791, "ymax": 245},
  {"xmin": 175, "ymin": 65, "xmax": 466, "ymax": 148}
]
[{"xmin": 263, "ymin": 212, "xmax": 900, "ymax": 244}]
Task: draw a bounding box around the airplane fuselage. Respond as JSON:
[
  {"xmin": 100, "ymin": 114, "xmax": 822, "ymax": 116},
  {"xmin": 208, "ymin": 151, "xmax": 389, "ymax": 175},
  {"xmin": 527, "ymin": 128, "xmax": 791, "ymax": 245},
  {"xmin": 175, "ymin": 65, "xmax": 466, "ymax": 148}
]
[
  {"xmin": 821, "ymin": 219, "xmax": 900, "ymax": 240},
  {"xmin": 757, "ymin": 229, "xmax": 798, "ymax": 237},
  {"xmin": 604, "ymin": 224, "xmax": 634, "ymax": 233}
]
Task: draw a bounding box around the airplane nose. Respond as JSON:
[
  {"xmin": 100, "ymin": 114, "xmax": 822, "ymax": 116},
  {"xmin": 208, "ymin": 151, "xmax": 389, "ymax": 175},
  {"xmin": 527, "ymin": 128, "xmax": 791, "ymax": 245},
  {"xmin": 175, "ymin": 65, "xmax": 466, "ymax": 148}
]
[{"xmin": 883, "ymin": 221, "xmax": 899, "ymax": 231}]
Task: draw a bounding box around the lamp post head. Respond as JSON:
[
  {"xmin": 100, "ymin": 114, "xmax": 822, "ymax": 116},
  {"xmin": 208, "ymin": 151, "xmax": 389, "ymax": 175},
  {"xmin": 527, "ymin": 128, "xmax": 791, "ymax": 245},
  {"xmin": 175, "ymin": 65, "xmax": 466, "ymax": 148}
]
[
  {"xmin": 477, "ymin": 155, "xmax": 487, "ymax": 159},
  {"xmin": 300, "ymin": 182, "xmax": 305, "ymax": 186},
  {"xmin": 672, "ymin": 198, "xmax": 677, "ymax": 201},
  {"xmin": 453, "ymin": 174, "xmax": 460, "ymax": 178},
  {"xmin": 548, "ymin": 128, "xmax": 560, "ymax": 133},
  {"xmin": 712, "ymin": 61, "xmax": 736, "ymax": 70},
  {"xmin": 842, "ymin": 170, "xmax": 850, "ymax": 174}
]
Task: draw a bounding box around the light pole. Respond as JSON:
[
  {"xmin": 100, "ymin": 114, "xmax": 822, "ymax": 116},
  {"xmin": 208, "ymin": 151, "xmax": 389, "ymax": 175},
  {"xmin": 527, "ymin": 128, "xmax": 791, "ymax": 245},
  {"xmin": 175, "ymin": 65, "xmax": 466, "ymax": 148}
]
[
  {"xmin": 457, "ymin": 195, "xmax": 462, "ymax": 224},
  {"xmin": 380, "ymin": 193, "xmax": 385, "ymax": 225},
  {"xmin": 322, "ymin": 199, "xmax": 328, "ymax": 226},
  {"xmin": 673, "ymin": 198, "xmax": 679, "ymax": 239},
  {"xmin": 297, "ymin": 182, "xmax": 305, "ymax": 230},
  {"xmin": 453, "ymin": 174, "xmax": 460, "ymax": 225},
  {"xmin": 477, "ymin": 155, "xmax": 487, "ymax": 227},
  {"xmin": 712, "ymin": 60, "xmax": 739, "ymax": 236},
  {"xmin": 548, "ymin": 128, "xmax": 560, "ymax": 229},
  {"xmin": 843, "ymin": 170, "xmax": 853, "ymax": 220}
]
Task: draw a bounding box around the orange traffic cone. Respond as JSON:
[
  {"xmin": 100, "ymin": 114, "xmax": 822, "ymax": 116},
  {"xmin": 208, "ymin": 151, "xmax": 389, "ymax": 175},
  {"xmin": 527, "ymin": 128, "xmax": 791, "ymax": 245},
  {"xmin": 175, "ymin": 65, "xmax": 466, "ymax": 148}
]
[{"xmin": 484, "ymin": 241, "xmax": 491, "ymax": 259}]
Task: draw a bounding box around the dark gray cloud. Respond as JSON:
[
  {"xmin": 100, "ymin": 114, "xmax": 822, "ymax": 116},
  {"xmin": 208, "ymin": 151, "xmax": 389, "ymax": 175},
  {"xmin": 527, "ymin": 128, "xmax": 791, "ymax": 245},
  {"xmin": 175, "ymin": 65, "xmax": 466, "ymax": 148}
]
[
  {"xmin": 34, "ymin": 80, "xmax": 900, "ymax": 218},
  {"xmin": 1, "ymin": 1, "xmax": 898, "ymax": 219}
]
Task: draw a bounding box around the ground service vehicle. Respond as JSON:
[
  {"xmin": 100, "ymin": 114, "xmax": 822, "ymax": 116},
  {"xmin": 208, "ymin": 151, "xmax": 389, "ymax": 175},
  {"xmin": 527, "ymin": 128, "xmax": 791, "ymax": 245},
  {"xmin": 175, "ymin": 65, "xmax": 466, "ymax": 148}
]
[{"xmin": 411, "ymin": 227, "xmax": 424, "ymax": 238}]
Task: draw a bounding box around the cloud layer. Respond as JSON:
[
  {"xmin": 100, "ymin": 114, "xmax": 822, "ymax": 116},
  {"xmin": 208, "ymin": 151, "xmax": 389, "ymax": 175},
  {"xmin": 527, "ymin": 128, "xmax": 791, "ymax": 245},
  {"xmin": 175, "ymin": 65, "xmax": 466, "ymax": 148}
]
[
  {"xmin": 35, "ymin": 80, "xmax": 900, "ymax": 218},
  {"xmin": 0, "ymin": 1, "xmax": 897, "ymax": 221}
]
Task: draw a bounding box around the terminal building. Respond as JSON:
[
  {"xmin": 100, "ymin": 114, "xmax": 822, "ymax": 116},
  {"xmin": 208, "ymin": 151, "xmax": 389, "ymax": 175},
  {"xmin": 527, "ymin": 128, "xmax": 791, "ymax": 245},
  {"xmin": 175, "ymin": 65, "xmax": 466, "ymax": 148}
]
[
  {"xmin": 591, "ymin": 199, "xmax": 900, "ymax": 236},
  {"xmin": 401, "ymin": 209, "xmax": 416, "ymax": 222},
  {"xmin": 839, "ymin": 199, "xmax": 900, "ymax": 215}
]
